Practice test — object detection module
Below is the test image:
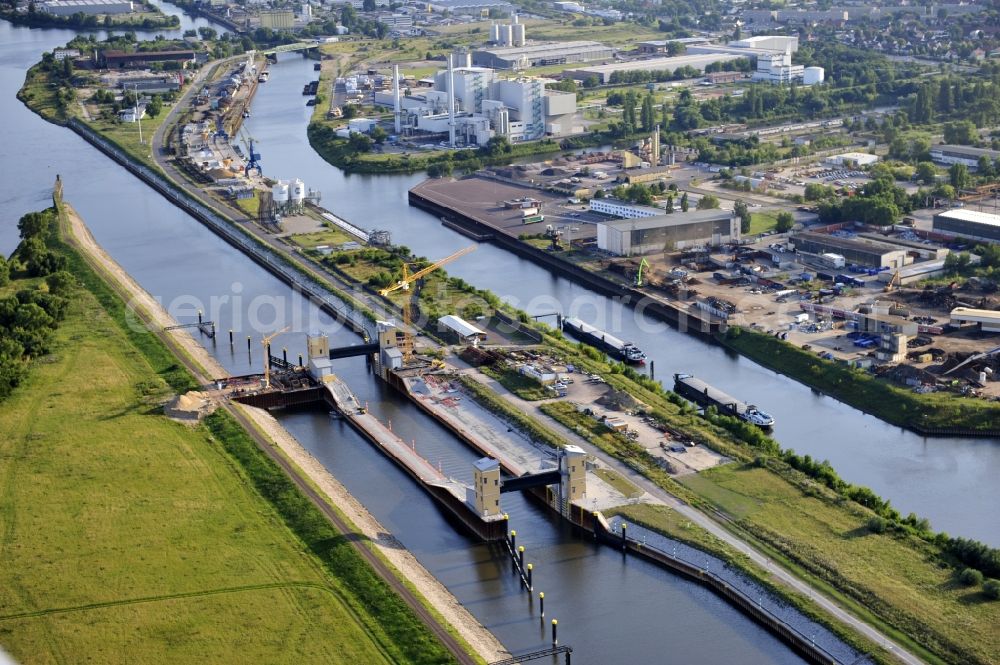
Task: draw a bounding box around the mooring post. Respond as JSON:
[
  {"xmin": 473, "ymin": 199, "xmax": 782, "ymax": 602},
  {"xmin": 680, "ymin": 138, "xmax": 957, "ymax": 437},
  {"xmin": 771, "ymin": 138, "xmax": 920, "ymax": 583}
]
[
  {"xmin": 650, "ymin": 360, "xmax": 655, "ymax": 380},
  {"xmin": 526, "ymin": 563, "xmax": 533, "ymax": 590},
  {"xmin": 229, "ymin": 329, "xmax": 234, "ymax": 346},
  {"xmin": 551, "ymin": 619, "xmax": 558, "ymax": 646},
  {"xmin": 518, "ymin": 545, "xmax": 525, "ymax": 572},
  {"xmin": 247, "ymin": 336, "xmax": 251, "ymax": 352},
  {"xmin": 538, "ymin": 591, "xmax": 544, "ymax": 617},
  {"xmin": 198, "ymin": 310, "xmax": 202, "ymax": 325},
  {"xmin": 621, "ymin": 522, "xmax": 627, "ymax": 552},
  {"xmin": 298, "ymin": 353, "xmax": 303, "ymax": 366},
  {"xmin": 510, "ymin": 530, "xmax": 516, "ymax": 553},
  {"xmin": 282, "ymin": 347, "xmax": 287, "ymax": 364}
]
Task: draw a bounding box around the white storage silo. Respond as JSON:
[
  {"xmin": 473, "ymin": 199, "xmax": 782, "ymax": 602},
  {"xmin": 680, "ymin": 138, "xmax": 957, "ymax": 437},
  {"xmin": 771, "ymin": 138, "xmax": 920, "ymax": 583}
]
[
  {"xmin": 290, "ymin": 178, "xmax": 306, "ymax": 205},
  {"xmin": 272, "ymin": 181, "xmax": 289, "ymax": 205},
  {"xmin": 512, "ymin": 23, "xmax": 526, "ymax": 47},
  {"xmin": 490, "ymin": 23, "xmax": 502, "ymax": 43},
  {"xmin": 500, "ymin": 24, "xmax": 512, "ymax": 46},
  {"xmin": 803, "ymin": 67, "xmax": 825, "ymax": 85}
]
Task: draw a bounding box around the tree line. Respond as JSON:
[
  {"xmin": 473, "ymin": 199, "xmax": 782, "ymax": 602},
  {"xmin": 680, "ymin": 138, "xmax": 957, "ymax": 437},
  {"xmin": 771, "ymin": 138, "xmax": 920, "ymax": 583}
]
[{"xmin": 0, "ymin": 210, "xmax": 75, "ymax": 401}]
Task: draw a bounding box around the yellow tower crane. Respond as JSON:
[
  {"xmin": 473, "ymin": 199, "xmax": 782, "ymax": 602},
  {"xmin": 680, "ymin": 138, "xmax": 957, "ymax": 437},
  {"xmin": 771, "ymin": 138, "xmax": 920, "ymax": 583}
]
[
  {"xmin": 379, "ymin": 245, "xmax": 477, "ymax": 328},
  {"xmin": 261, "ymin": 326, "xmax": 289, "ymax": 390}
]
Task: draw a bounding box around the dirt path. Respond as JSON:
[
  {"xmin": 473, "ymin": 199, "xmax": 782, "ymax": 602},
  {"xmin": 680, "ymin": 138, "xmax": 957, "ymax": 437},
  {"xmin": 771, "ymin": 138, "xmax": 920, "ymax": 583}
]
[{"xmin": 63, "ymin": 203, "xmax": 508, "ymax": 663}]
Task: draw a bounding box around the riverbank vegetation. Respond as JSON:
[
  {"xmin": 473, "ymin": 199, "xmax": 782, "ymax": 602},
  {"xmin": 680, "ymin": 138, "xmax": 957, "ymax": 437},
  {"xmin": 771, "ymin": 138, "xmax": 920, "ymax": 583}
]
[{"xmin": 718, "ymin": 326, "xmax": 1000, "ymax": 433}]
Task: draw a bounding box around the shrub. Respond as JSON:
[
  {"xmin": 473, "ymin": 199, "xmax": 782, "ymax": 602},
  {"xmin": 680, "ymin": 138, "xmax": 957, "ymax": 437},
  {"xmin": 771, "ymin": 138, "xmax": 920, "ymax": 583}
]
[
  {"xmin": 983, "ymin": 579, "xmax": 1000, "ymax": 600},
  {"xmin": 959, "ymin": 568, "xmax": 984, "ymax": 586},
  {"xmin": 867, "ymin": 517, "xmax": 889, "ymax": 534}
]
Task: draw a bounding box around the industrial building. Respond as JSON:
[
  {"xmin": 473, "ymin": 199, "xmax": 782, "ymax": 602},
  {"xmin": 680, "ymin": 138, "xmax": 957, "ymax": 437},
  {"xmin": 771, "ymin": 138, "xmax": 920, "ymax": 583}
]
[
  {"xmin": 39, "ymin": 0, "xmax": 133, "ymax": 15},
  {"xmin": 426, "ymin": 0, "xmax": 513, "ymax": 13},
  {"xmin": 589, "ymin": 198, "xmax": 663, "ymax": 219},
  {"xmin": 684, "ymin": 37, "xmax": 822, "ymax": 85},
  {"xmin": 622, "ymin": 165, "xmax": 672, "ymax": 184},
  {"xmin": 437, "ymin": 315, "xmax": 487, "ymax": 346},
  {"xmin": 472, "ymin": 41, "xmax": 612, "ymax": 70},
  {"xmin": 790, "ymin": 232, "xmax": 910, "ymax": 269},
  {"xmin": 825, "ymin": 152, "xmax": 879, "ymax": 167},
  {"xmin": 932, "ymin": 209, "xmax": 1000, "ymax": 243},
  {"xmin": 375, "ymin": 55, "xmax": 577, "ymax": 144},
  {"xmin": 730, "ymin": 35, "xmax": 799, "ymax": 53},
  {"xmin": 597, "ymin": 210, "xmax": 739, "ymax": 255},
  {"xmin": 928, "ymin": 144, "xmax": 1000, "ymax": 170},
  {"xmin": 259, "ymin": 9, "xmax": 294, "ymax": 29},
  {"xmin": 950, "ymin": 307, "xmax": 1000, "ymax": 333},
  {"xmin": 101, "ymin": 49, "xmax": 196, "ymax": 69},
  {"xmin": 877, "ymin": 259, "xmax": 949, "ymax": 285},
  {"xmin": 636, "ymin": 38, "xmax": 711, "ymax": 54},
  {"xmin": 562, "ymin": 53, "xmax": 742, "ymax": 84}
]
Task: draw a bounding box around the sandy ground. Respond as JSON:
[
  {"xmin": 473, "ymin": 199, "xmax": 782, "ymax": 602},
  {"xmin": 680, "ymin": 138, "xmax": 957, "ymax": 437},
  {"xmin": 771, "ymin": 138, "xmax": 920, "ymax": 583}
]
[{"xmin": 63, "ymin": 204, "xmax": 508, "ymax": 663}]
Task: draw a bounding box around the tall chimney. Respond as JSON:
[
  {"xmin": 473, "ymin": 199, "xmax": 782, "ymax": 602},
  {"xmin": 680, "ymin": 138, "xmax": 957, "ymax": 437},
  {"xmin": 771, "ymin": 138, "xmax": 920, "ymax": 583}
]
[
  {"xmin": 393, "ymin": 63, "xmax": 402, "ymax": 134},
  {"xmin": 447, "ymin": 53, "xmax": 456, "ymax": 147}
]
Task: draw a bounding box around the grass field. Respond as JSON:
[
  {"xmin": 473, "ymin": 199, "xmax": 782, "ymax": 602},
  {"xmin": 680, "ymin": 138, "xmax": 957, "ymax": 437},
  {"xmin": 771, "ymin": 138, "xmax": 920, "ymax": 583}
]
[
  {"xmin": 0, "ymin": 219, "xmax": 457, "ymax": 662},
  {"xmin": 680, "ymin": 465, "xmax": 1000, "ymax": 665},
  {"xmin": 748, "ymin": 212, "xmax": 779, "ymax": 235}
]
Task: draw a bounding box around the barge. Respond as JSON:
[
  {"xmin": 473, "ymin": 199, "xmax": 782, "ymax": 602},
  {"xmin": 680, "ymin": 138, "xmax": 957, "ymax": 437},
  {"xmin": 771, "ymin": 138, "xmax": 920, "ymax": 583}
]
[
  {"xmin": 562, "ymin": 317, "xmax": 646, "ymax": 364},
  {"xmin": 673, "ymin": 373, "xmax": 775, "ymax": 428}
]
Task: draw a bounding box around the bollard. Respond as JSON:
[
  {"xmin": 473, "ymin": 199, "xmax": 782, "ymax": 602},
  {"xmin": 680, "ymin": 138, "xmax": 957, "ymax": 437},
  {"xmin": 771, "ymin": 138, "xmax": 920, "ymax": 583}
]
[
  {"xmin": 526, "ymin": 563, "xmax": 533, "ymax": 590},
  {"xmin": 298, "ymin": 354, "xmax": 303, "ymax": 367},
  {"xmin": 551, "ymin": 619, "xmax": 558, "ymax": 646},
  {"xmin": 282, "ymin": 348, "xmax": 287, "ymax": 364},
  {"xmin": 510, "ymin": 530, "xmax": 516, "ymax": 552},
  {"xmin": 229, "ymin": 329, "xmax": 234, "ymax": 346},
  {"xmin": 518, "ymin": 545, "xmax": 525, "ymax": 571},
  {"xmin": 198, "ymin": 310, "xmax": 202, "ymax": 325},
  {"xmin": 538, "ymin": 591, "xmax": 544, "ymax": 617},
  {"xmin": 621, "ymin": 522, "xmax": 627, "ymax": 552},
  {"xmin": 650, "ymin": 359, "xmax": 655, "ymax": 380},
  {"xmin": 247, "ymin": 336, "xmax": 252, "ymax": 352}
]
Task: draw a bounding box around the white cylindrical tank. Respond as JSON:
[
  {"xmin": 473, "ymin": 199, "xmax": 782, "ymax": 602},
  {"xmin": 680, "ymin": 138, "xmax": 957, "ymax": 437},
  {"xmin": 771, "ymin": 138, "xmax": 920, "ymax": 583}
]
[
  {"xmin": 272, "ymin": 181, "xmax": 289, "ymax": 204},
  {"xmin": 490, "ymin": 24, "xmax": 501, "ymax": 43},
  {"xmin": 980, "ymin": 371, "xmax": 988, "ymax": 385},
  {"xmin": 290, "ymin": 178, "xmax": 306, "ymax": 204},
  {"xmin": 803, "ymin": 66, "xmax": 825, "ymax": 85},
  {"xmin": 501, "ymin": 24, "xmax": 512, "ymax": 46},
  {"xmin": 512, "ymin": 23, "xmax": 526, "ymax": 47}
]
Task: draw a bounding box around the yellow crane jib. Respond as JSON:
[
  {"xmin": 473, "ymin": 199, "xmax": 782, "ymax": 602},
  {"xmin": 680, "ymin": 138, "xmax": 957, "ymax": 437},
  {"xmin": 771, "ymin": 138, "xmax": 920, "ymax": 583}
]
[
  {"xmin": 378, "ymin": 245, "xmax": 477, "ymax": 296},
  {"xmin": 262, "ymin": 326, "xmax": 290, "ymax": 390}
]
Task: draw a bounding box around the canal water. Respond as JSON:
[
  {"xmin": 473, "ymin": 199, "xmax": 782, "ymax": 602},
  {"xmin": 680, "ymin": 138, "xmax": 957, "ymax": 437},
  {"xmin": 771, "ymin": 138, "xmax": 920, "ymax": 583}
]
[
  {"xmin": 243, "ymin": 52, "xmax": 1000, "ymax": 547},
  {"xmin": 0, "ymin": 17, "xmax": 825, "ymax": 664}
]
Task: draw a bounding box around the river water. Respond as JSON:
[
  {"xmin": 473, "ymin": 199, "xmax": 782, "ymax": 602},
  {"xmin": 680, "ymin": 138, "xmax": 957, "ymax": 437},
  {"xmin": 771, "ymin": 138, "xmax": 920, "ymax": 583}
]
[{"xmin": 0, "ymin": 12, "xmax": 990, "ymax": 662}]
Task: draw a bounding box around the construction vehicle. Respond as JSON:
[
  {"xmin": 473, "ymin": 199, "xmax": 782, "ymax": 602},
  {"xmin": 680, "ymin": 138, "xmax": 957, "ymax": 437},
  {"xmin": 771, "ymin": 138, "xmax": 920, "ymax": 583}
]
[
  {"xmin": 636, "ymin": 257, "xmax": 650, "ymax": 287},
  {"xmin": 379, "ymin": 245, "xmax": 477, "ymax": 332},
  {"xmin": 261, "ymin": 327, "xmax": 289, "ymax": 389},
  {"xmin": 883, "ymin": 270, "xmax": 900, "ymax": 293}
]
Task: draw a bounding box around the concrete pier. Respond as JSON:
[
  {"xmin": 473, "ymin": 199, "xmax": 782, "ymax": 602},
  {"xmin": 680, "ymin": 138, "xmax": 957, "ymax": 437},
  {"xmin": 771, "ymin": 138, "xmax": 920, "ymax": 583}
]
[{"xmin": 323, "ymin": 374, "xmax": 509, "ymax": 541}]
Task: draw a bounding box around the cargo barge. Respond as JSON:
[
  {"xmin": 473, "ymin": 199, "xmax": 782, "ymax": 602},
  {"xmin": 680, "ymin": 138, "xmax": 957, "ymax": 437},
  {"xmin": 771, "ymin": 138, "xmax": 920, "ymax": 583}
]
[
  {"xmin": 673, "ymin": 373, "xmax": 775, "ymax": 428},
  {"xmin": 562, "ymin": 317, "xmax": 646, "ymax": 364}
]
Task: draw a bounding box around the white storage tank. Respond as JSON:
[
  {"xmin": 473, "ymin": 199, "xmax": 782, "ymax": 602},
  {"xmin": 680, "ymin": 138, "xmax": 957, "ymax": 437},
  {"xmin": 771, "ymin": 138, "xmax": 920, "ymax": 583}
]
[
  {"xmin": 490, "ymin": 24, "xmax": 502, "ymax": 43},
  {"xmin": 803, "ymin": 66, "xmax": 825, "ymax": 85},
  {"xmin": 512, "ymin": 23, "xmax": 525, "ymax": 47},
  {"xmin": 272, "ymin": 181, "xmax": 289, "ymax": 204},
  {"xmin": 500, "ymin": 24, "xmax": 512, "ymax": 46},
  {"xmin": 290, "ymin": 178, "xmax": 306, "ymax": 205}
]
